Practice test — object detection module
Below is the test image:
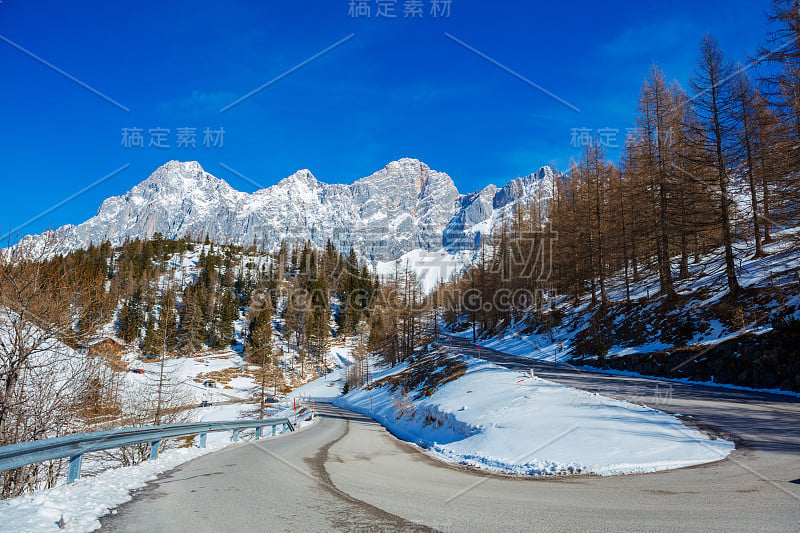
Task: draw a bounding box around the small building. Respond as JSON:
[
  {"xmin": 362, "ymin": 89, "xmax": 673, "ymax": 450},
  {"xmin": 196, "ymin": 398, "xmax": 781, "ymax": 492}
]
[{"xmin": 202, "ymin": 380, "xmax": 217, "ymax": 388}]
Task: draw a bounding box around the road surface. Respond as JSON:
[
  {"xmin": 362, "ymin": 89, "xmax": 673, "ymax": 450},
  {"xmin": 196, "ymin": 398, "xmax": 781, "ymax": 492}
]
[{"xmin": 102, "ymin": 339, "xmax": 800, "ymax": 532}]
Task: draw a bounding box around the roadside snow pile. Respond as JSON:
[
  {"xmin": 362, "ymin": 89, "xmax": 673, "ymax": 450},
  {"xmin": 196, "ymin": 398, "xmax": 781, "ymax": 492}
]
[
  {"xmin": 0, "ymin": 402, "xmax": 313, "ymax": 532},
  {"xmin": 331, "ymin": 353, "xmax": 734, "ymax": 476}
]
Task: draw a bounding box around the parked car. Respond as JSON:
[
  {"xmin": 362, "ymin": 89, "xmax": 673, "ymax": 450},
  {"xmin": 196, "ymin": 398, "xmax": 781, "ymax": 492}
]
[
  {"xmin": 199, "ymin": 401, "xmax": 213, "ymax": 407},
  {"xmin": 129, "ymin": 368, "xmax": 145, "ymax": 375}
]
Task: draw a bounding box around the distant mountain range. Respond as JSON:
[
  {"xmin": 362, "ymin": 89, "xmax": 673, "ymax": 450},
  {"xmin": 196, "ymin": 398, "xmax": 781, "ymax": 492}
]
[{"xmin": 15, "ymin": 159, "xmax": 556, "ymax": 261}]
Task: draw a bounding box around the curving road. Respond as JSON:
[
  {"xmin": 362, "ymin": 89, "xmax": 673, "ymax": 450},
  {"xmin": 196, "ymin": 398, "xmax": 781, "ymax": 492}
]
[{"xmin": 101, "ymin": 339, "xmax": 800, "ymax": 532}]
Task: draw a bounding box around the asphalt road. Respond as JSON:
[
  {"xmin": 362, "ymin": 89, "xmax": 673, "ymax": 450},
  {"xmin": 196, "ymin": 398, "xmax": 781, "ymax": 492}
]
[{"xmin": 101, "ymin": 338, "xmax": 800, "ymax": 532}]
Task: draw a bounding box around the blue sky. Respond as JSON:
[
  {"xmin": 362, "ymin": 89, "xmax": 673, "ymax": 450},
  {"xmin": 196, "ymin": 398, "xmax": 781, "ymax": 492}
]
[{"xmin": 0, "ymin": 0, "xmax": 775, "ymax": 242}]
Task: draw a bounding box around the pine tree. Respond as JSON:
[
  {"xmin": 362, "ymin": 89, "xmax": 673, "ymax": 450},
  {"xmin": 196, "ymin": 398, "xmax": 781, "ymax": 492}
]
[
  {"xmin": 305, "ymin": 272, "xmax": 330, "ymax": 363},
  {"xmin": 178, "ymin": 286, "xmax": 205, "ymax": 354},
  {"xmin": 247, "ymin": 306, "xmax": 273, "ymax": 413},
  {"xmin": 687, "ymin": 36, "xmax": 740, "ymax": 296},
  {"xmin": 761, "ymin": 0, "xmax": 800, "ymax": 145},
  {"xmin": 753, "ymin": 97, "xmax": 781, "ymax": 242},
  {"xmin": 638, "ymin": 67, "xmax": 679, "ymax": 298},
  {"xmin": 283, "ymin": 286, "xmax": 303, "ymax": 352},
  {"xmin": 161, "ymin": 289, "xmax": 179, "ymax": 354},
  {"xmin": 218, "ymin": 288, "xmax": 238, "ymax": 347},
  {"xmin": 118, "ymin": 291, "xmax": 143, "ymax": 343},
  {"xmin": 142, "ymin": 315, "xmax": 157, "ymax": 356},
  {"xmin": 339, "ymin": 248, "xmax": 365, "ymax": 335},
  {"xmin": 731, "ymin": 70, "xmax": 767, "ymax": 257}
]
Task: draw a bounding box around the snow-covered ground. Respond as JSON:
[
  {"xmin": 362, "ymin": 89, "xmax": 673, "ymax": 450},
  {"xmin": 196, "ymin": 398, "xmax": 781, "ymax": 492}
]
[
  {"xmin": 0, "ymin": 442, "xmax": 225, "ymax": 532},
  {"xmin": 0, "ymin": 316, "xmax": 326, "ymax": 532},
  {"xmin": 293, "ymin": 354, "xmax": 734, "ymax": 477},
  {"xmin": 0, "ymin": 297, "xmax": 355, "ymax": 533},
  {"xmin": 0, "ymin": 401, "xmax": 312, "ymax": 533}
]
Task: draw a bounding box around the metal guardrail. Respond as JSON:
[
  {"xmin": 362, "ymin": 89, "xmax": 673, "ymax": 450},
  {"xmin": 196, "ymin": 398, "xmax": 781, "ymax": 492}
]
[{"xmin": 0, "ymin": 417, "xmax": 295, "ymax": 484}]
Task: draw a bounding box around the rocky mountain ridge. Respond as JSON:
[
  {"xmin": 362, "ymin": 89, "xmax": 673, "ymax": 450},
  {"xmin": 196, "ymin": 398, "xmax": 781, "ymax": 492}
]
[{"xmin": 15, "ymin": 159, "xmax": 556, "ymax": 261}]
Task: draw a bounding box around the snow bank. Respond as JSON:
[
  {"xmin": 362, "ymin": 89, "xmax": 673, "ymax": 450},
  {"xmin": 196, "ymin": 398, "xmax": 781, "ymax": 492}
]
[
  {"xmin": 0, "ymin": 401, "xmax": 313, "ymax": 532},
  {"xmin": 331, "ymin": 357, "xmax": 734, "ymax": 476},
  {"xmin": 0, "ymin": 444, "xmax": 221, "ymax": 532}
]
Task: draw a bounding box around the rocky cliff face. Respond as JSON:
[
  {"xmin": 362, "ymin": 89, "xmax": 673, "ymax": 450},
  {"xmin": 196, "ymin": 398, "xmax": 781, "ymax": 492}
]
[{"xmin": 15, "ymin": 159, "xmax": 555, "ymax": 261}]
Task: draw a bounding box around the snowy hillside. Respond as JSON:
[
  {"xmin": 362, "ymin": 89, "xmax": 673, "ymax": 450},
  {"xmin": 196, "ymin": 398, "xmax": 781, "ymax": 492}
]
[{"xmin": 449, "ymin": 226, "xmax": 800, "ymax": 393}]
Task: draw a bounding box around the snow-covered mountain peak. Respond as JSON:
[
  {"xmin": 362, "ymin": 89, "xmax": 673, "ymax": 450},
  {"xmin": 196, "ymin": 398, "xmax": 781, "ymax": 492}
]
[
  {"xmin": 129, "ymin": 160, "xmax": 237, "ymax": 202},
  {"xmin": 140, "ymin": 160, "xmax": 205, "ymax": 187},
  {"xmin": 13, "ymin": 160, "xmax": 558, "ymax": 262},
  {"xmin": 275, "ymin": 169, "xmax": 318, "ymax": 188},
  {"xmin": 493, "ymin": 166, "xmax": 555, "ymax": 209},
  {"xmin": 357, "ymin": 158, "xmax": 445, "ymax": 195}
]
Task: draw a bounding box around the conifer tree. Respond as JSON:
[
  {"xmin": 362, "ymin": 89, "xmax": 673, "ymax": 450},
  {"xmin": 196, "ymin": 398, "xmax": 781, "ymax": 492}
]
[
  {"xmin": 687, "ymin": 36, "xmax": 740, "ymax": 295},
  {"xmin": 247, "ymin": 306, "xmax": 273, "ymax": 414}
]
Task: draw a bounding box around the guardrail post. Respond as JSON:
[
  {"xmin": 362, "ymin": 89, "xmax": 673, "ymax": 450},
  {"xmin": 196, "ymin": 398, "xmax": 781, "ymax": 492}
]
[
  {"xmin": 67, "ymin": 454, "xmax": 83, "ymax": 484},
  {"xmin": 150, "ymin": 439, "xmax": 161, "ymax": 460},
  {"xmin": 232, "ymin": 429, "xmax": 239, "ymax": 442},
  {"xmin": 255, "ymin": 427, "xmax": 262, "ymax": 440},
  {"xmin": 199, "ymin": 432, "xmax": 207, "ymax": 448},
  {"xmin": 272, "ymin": 424, "xmax": 277, "ymax": 437}
]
